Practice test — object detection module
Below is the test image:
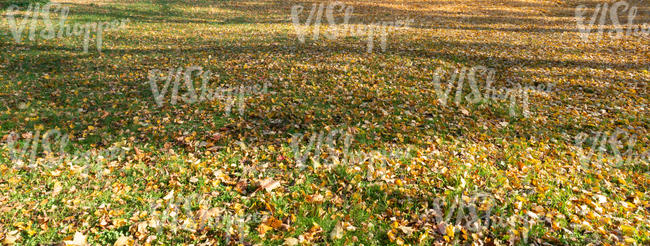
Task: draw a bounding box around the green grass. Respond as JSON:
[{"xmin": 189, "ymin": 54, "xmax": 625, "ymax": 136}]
[{"xmin": 0, "ymin": 0, "xmax": 649, "ymax": 245}]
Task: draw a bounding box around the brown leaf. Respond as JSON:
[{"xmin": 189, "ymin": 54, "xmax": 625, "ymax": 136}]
[
  {"xmin": 306, "ymin": 194, "xmax": 324, "ymax": 204},
  {"xmin": 235, "ymin": 180, "xmax": 248, "ymax": 194},
  {"xmin": 264, "ymin": 217, "xmax": 283, "ymax": 229}
]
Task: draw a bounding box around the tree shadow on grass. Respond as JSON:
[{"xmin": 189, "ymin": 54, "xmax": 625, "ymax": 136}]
[
  {"xmin": 1, "ymin": 0, "xmax": 647, "ymax": 149},
  {"xmin": 3, "ymin": 32, "xmax": 644, "ymax": 149}
]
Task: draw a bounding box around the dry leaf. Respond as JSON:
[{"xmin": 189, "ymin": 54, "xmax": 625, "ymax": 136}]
[
  {"xmin": 284, "ymin": 237, "xmax": 299, "ymax": 246},
  {"xmin": 399, "ymin": 225, "xmax": 415, "ymax": 235},
  {"xmin": 330, "ymin": 222, "xmax": 344, "ymax": 240},
  {"xmin": 259, "ymin": 178, "xmax": 280, "ymax": 193},
  {"xmin": 306, "ymin": 194, "xmax": 324, "ymax": 204},
  {"xmin": 460, "ymin": 108, "xmax": 469, "ymax": 116},
  {"xmin": 235, "ymin": 180, "xmax": 248, "ymax": 193},
  {"xmin": 257, "ymin": 223, "xmax": 273, "ymax": 236},
  {"xmin": 264, "ymin": 217, "xmax": 283, "ymax": 229},
  {"xmin": 52, "ymin": 181, "xmax": 63, "ymax": 196},
  {"xmin": 163, "ymin": 190, "xmax": 174, "ymax": 200},
  {"xmin": 64, "ymin": 232, "xmax": 87, "ymax": 246},
  {"xmin": 113, "ymin": 235, "xmax": 132, "ymax": 246},
  {"xmin": 3, "ymin": 230, "xmax": 20, "ymax": 245}
]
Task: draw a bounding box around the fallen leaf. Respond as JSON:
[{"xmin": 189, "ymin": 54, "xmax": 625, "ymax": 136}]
[
  {"xmin": 621, "ymin": 225, "xmax": 636, "ymax": 236},
  {"xmin": 3, "ymin": 230, "xmax": 20, "ymax": 245},
  {"xmin": 163, "ymin": 190, "xmax": 174, "ymax": 200},
  {"xmin": 257, "ymin": 223, "xmax": 273, "ymax": 236},
  {"xmin": 52, "ymin": 181, "xmax": 63, "ymax": 196},
  {"xmin": 284, "ymin": 237, "xmax": 299, "ymax": 246},
  {"xmin": 64, "ymin": 232, "xmax": 87, "ymax": 246},
  {"xmin": 399, "ymin": 225, "xmax": 415, "ymax": 235},
  {"xmin": 264, "ymin": 217, "xmax": 283, "ymax": 229},
  {"xmin": 259, "ymin": 178, "xmax": 280, "ymax": 192},
  {"xmin": 460, "ymin": 108, "xmax": 469, "ymax": 116},
  {"xmin": 330, "ymin": 222, "xmax": 344, "ymax": 240},
  {"xmin": 113, "ymin": 235, "xmax": 132, "ymax": 246}
]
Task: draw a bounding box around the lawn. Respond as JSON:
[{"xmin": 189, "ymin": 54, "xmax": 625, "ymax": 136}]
[{"xmin": 0, "ymin": 0, "xmax": 648, "ymax": 245}]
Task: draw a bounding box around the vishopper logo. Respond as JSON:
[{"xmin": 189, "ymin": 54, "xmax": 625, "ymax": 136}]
[
  {"xmin": 289, "ymin": 128, "xmax": 413, "ymax": 177},
  {"xmin": 290, "ymin": 128, "xmax": 353, "ymax": 170},
  {"xmin": 423, "ymin": 193, "xmax": 545, "ymax": 244},
  {"xmin": 3, "ymin": 129, "xmax": 68, "ymax": 167},
  {"xmin": 573, "ymin": 128, "xmax": 648, "ymax": 168},
  {"xmin": 291, "ymin": 1, "xmax": 413, "ymax": 53},
  {"xmin": 432, "ymin": 66, "xmax": 554, "ymax": 118},
  {"xmin": 147, "ymin": 66, "xmax": 270, "ymax": 116},
  {"xmin": 575, "ymin": 1, "xmax": 650, "ymax": 42},
  {"xmin": 2, "ymin": 129, "xmax": 127, "ymax": 177},
  {"xmin": 146, "ymin": 191, "xmax": 261, "ymax": 244},
  {"xmin": 426, "ymin": 193, "xmax": 496, "ymax": 235},
  {"xmin": 5, "ymin": 3, "xmax": 130, "ymax": 53}
]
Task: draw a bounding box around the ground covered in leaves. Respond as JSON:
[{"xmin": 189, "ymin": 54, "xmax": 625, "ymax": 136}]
[{"xmin": 0, "ymin": 0, "xmax": 648, "ymax": 245}]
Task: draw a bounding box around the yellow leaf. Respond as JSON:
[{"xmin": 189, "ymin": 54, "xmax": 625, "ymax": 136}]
[
  {"xmin": 387, "ymin": 230, "xmax": 396, "ymax": 241},
  {"xmin": 418, "ymin": 231, "xmax": 428, "ymax": 242},
  {"xmin": 620, "ymin": 225, "xmax": 636, "ymax": 236},
  {"xmin": 257, "ymin": 223, "xmax": 273, "ymax": 236},
  {"xmin": 445, "ymin": 225, "xmax": 454, "ymax": 238}
]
